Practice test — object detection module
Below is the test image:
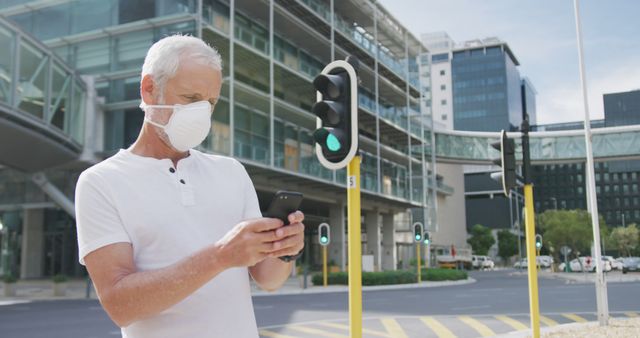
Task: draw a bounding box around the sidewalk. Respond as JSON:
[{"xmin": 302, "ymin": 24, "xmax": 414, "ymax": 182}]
[
  {"xmin": 492, "ymin": 317, "xmax": 640, "ymax": 338},
  {"xmin": 1, "ymin": 276, "xmax": 475, "ymax": 303},
  {"xmin": 538, "ymin": 270, "xmax": 640, "ymax": 284}
]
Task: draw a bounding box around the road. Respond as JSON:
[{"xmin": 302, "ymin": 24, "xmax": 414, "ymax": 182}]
[{"xmin": 0, "ymin": 270, "xmax": 638, "ymax": 337}]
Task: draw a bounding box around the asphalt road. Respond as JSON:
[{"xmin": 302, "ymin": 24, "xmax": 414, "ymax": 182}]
[{"xmin": 1, "ymin": 270, "xmax": 638, "ymax": 337}]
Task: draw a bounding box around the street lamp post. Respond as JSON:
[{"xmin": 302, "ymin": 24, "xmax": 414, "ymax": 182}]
[{"xmin": 573, "ymin": 0, "xmax": 609, "ymax": 326}]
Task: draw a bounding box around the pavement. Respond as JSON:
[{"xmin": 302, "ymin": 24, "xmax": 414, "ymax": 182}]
[
  {"xmin": 0, "ymin": 275, "xmax": 475, "ymax": 303},
  {"xmin": 537, "ymin": 270, "xmax": 640, "ymax": 284}
]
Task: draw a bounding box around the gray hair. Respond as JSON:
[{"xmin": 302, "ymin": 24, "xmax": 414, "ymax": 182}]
[{"xmin": 139, "ymin": 34, "xmax": 222, "ymax": 110}]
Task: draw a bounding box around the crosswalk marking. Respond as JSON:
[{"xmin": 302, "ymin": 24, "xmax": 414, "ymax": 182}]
[
  {"xmin": 562, "ymin": 313, "xmax": 588, "ymax": 323},
  {"xmin": 289, "ymin": 326, "xmax": 349, "ymax": 338},
  {"xmin": 625, "ymin": 312, "xmax": 638, "ymax": 318},
  {"xmin": 259, "ymin": 330, "xmax": 297, "ymax": 338},
  {"xmin": 420, "ymin": 316, "xmax": 457, "ymax": 338},
  {"xmin": 458, "ymin": 316, "xmax": 496, "ymax": 337},
  {"xmin": 381, "ymin": 318, "xmax": 409, "ymax": 338},
  {"xmin": 317, "ymin": 322, "xmax": 392, "ymax": 337},
  {"xmin": 539, "ymin": 315, "xmax": 559, "ymax": 327},
  {"xmin": 495, "ymin": 315, "xmax": 528, "ymax": 331}
]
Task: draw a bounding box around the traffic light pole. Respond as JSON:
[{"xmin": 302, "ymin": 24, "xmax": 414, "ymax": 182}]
[
  {"xmin": 416, "ymin": 244, "xmax": 421, "ymax": 283},
  {"xmin": 522, "ymin": 119, "xmax": 541, "ymax": 338},
  {"xmin": 322, "ymin": 245, "xmax": 328, "ymax": 287},
  {"xmin": 347, "ymin": 155, "xmax": 362, "ymax": 338}
]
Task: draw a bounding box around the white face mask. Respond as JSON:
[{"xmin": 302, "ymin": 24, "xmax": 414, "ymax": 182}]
[{"xmin": 145, "ymin": 101, "xmax": 212, "ymax": 152}]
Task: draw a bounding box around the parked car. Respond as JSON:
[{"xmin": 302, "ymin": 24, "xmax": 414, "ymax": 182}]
[
  {"xmin": 482, "ymin": 257, "xmax": 495, "ymax": 270},
  {"xmin": 558, "ymin": 257, "xmax": 612, "ymax": 272},
  {"xmin": 472, "ymin": 255, "xmax": 494, "ymax": 270},
  {"xmin": 513, "ymin": 256, "xmax": 552, "ymax": 269},
  {"xmin": 603, "ymin": 256, "xmax": 623, "ymax": 270},
  {"xmin": 621, "ymin": 257, "xmax": 640, "ymax": 274}
]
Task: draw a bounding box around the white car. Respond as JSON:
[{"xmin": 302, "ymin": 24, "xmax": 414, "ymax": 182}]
[
  {"xmin": 513, "ymin": 256, "xmax": 552, "ymax": 269},
  {"xmin": 558, "ymin": 257, "xmax": 612, "ymax": 272},
  {"xmin": 472, "ymin": 255, "xmax": 495, "ymax": 270},
  {"xmin": 603, "ymin": 256, "xmax": 623, "ymax": 270}
]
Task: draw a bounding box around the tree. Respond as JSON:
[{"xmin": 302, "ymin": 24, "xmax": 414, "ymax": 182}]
[
  {"xmin": 467, "ymin": 224, "xmax": 495, "ymax": 255},
  {"xmin": 497, "ymin": 230, "xmax": 518, "ymax": 264},
  {"xmin": 610, "ymin": 224, "xmax": 639, "ymax": 257},
  {"xmin": 537, "ymin": 209, "xmax": 607, "ymax": 265}
]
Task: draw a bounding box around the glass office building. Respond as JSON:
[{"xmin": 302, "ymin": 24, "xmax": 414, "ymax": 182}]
[
  {"xmin": 451, "ymin": 41, "xmax": 527, "ymax": 132},
  {"xmin": 532, "ymin": 90, "xmax": 640, "ymax": 229},
  {"xmin": 0, "ymin": 0, "xmax": 448, "ymax": 278}
]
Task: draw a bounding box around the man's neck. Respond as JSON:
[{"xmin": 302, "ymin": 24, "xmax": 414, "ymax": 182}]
[{"xmin": 129, "ymin": 124, "xmax": 189, "ymax": 167}]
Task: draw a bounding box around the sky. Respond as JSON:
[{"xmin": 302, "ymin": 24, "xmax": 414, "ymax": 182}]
[{"xmin": 376, "ymin": 0, "xmax": 640, "ymax": 125}]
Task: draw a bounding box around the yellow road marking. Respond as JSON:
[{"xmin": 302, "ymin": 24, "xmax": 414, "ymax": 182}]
[
  {"xmin": 540, "ymin": 315, "xmax": 559, "ymax": 327},
  {"xmin": 259, "ymin": 330, "xmax": 297, "ymax": 338},
  {"xmin": 562, "ymin": 313, "xmax": 588, "ymax": 323},
  {"xmin": 381, "ymin": 318, "xmax": 409, "ymax": 338},
  {"xmin": 420, "ymin": 316, "xmax": 457, "ymax": 338},
  {"xmin": 458, "ymin": 316, "xmax": 495, "ymax": 337},
  {"xmin": 317, "ymin": 322, "xmax": 392, "ymax": 337},
  {"xmin": 495, "ymin": 315, "xmax": 528, "ymax": 331},
  {"xmin": 625, "ymin": 312, "xmax": 638, "ymax": 318},
  {"xmin": 289, "ymin": 325, "xmax": 348, "ymax": 338}
]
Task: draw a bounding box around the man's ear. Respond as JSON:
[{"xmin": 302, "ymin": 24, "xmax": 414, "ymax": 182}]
[{"xmin": 140, "ymin": 74, "xmax": 156, "ymax": 105}]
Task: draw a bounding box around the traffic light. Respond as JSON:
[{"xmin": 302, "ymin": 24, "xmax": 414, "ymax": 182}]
[
  {"xmin": 535, "ymin": 234, "xmax": 542, "ymax": 250},
  {"xmin": 491, "ymin": 130, "xmax": 517, "ymax": 197},
  {"xmin": 312, "ymin": 59, "xmax": 359, "ymax": 170},
  {"xmin": 318, "ymin": 223, "xmax": 330, "ymax": 246},
  {"xmin": 413, "ymin": 222, "xmax": 424, "ymax": 243},
  {"xmin": 423, "ymin": 232, "xmax": 430, "ymax": 245}
]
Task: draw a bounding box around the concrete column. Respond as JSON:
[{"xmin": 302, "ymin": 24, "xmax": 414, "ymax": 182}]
[
  {"xmin": 328, "ymin": 203, "xmax": 346, "ymax": 271},
  {"xmin": 365, "ymin": 211, "xmax": 381, "ymax": 271},
  {"xmin": 381, "ymin": 213, "xmax": 396, "ymax": 271},
  {"xmin": 20, "ymin": 209, "xmax": 44, "ymax": 279}
]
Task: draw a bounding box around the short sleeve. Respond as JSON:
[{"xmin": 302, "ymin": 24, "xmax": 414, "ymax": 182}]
[
  {"xmin": 75, "ymin": 170, "xmax": 132, "ymax": 265},
  {"xmin": 237, "ymin": 161, "xmax": 262, "ymax": 220}
]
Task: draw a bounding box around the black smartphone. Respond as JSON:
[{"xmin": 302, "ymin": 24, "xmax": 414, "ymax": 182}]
[
  {"xmin": 263, "ymin": 191, "xmax": 304, "ymax": 262},
  {"xmin": 264, "ymin": 190, "xmax": 303, "ymax": 225}
]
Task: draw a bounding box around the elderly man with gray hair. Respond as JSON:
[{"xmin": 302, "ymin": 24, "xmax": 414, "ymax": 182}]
[{"xmin": 75, "ymin": 35, "xmax": 305, "ymax": 337}]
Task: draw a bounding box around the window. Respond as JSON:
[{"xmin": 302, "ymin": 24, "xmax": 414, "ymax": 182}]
[
  {"xmin": 441, "ymin": 114, "xmax": 447, "ymax": 121},
  {"xmin": 440, "ymin": 69, "xmax": 445, "ymax": 76},
  {"xmin": 441, "ymin": 99, "xmax": 447, "ymax": 105},
  {"xmin": 440, "ymin": 84, "xmax": 446, "ymax": 91}
]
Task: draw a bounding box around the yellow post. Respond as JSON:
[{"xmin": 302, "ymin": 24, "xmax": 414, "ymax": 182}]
[
  {"xmin": 524, "ymin": 184, "xmax": 541, "ymax": 338},
  {"xmin": 536, "ymin": 248, "xmax": 541, "ymax": 272},
  {"xmin": 416, "ymin": 244, "xmax": 421, "ymax": 283},
  {"xmin": 347, "ymin": 156, "xmax": 362, "ymax": 338},
  {"xmin": 323, "ymin": 245, "xmax": 328, "ymax": 287}
]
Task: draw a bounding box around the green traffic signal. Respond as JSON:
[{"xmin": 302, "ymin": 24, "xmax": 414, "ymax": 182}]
[
  {"xmin": 415, "ymin": 234, "xmax": 422, "ymax": 241},
  {"xmin": 326, "ymin": 133, "xmax": 342, "ymax": 152},
  {"xmin": 536, "ymin": 241, "xmax": 541, "ymax": 249},
  {"xmin": 320, "ymin": 236, "xmax": 328, "ymax": 244}
]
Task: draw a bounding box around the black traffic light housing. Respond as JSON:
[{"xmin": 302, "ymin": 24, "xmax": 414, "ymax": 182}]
[
  {"xmin": 318, "ymin": 223, "xmax": 330, "ymax": 246},
  {"xmin": 535, "ymin": 234, "xmax": 542, "ymax": 250},
  {"xmin": 491, "ymin": 130, "xmax": 517, "ymax": 197},
  {"xmin": 413, "ymin": 222, "xmax": 424, "ymax": 243},
  {"xmin": 312, "ymin": 58, "xmax": 359, "ymax": 170},
  {"xmin": 423, "ymin": 232, "xmax": 430, "ymax": 245}
]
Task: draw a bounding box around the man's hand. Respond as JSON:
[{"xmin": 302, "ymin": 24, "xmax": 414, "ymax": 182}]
[
  {"xmin": 216, "ymin": 217, "xmax": 285, "ymax": 268},
  {"xmin": 267, "ymin": 211, "xmax": 305, "ymax": 258},
  {"xmin": 248, "ymin": 211, "xmax": 305, "ymax": 291}
]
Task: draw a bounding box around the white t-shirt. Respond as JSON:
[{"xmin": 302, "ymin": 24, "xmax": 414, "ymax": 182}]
[{"xmin": 75, "ymin": 149, "xmax": 262, "ymax": 338}]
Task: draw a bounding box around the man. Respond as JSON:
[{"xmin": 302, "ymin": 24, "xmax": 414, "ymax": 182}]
[{"xmin": 75, "ymin": 35, "xmax": 305, "ymax": 337}]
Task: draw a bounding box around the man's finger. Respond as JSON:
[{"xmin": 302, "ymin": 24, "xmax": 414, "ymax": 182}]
[
  {"xmin": 287, "ymin": 211, "xmax": 304, "ymax": 224},
  {"xmin": 269, "ymin": 244, "xmax": 304, "ymax": 259},
  {"xmin": 269, "ymin": 234, "xmax": 303, "ymax": 252},
  {"xmin": 250, "ymin": 218, "xmax": 284, "ymax": 232},
  {"xmin": 275, "ymin": 222, "xmax": 305, "ymax": 239}
]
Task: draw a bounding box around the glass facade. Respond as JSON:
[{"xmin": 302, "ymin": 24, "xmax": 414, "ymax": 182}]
[
  {"xmin": 0, "ymin": 0, "xmax": 437, "ymax": 277},
  {"xmin": 451, "ymin": 45, "xmax": 522, "ymax": 132}
]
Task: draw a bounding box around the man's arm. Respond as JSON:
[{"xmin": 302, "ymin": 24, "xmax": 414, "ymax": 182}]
[
  {"xmin": 249, "ymin": 211, "xmax": 305, "ymax": 291},
  {"xmin": 85, "ymin": 218, "xmax": 283, "ymax": 328}
]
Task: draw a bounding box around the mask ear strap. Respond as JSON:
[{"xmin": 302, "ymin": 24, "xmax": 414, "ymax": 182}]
[{"xmin": 144, "ymin": 117, "xmax": 165, "ymax": 129}]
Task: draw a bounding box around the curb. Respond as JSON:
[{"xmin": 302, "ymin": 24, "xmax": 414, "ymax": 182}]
[
  {"xmin": 490, "ymin": 321, "xmax": 599, "ymax": 338},
  {"xmin": 251, "ymin": 277, "xmax": 476, "ymax": 297}
]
